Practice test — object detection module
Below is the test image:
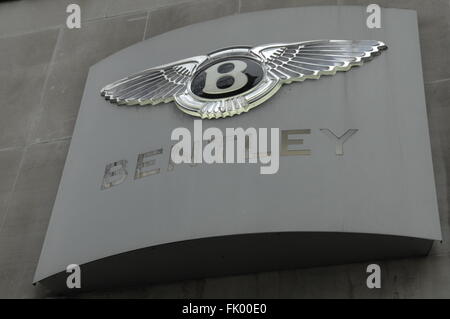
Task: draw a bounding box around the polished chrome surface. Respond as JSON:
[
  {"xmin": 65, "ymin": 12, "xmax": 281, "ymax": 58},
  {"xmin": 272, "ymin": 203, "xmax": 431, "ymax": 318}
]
[{"xmin": 101, "ymin": 40, "xmax": 387, "ymax": 119}]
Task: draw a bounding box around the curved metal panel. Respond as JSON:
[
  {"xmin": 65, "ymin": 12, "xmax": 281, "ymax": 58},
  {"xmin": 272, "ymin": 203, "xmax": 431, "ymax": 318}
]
[{"xmin": 34, "ymin": 6, "xmax": 441, "ymax": 292}]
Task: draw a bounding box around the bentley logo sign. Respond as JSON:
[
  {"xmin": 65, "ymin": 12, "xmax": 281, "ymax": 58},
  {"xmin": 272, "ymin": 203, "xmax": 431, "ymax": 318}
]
[{"xmin": 101, "ymin": 40, "xmax": 387, "ymax": 119}]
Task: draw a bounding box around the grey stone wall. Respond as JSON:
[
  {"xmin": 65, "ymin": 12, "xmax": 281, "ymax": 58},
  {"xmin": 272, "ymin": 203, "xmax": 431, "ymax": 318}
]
[{"xmin": 0, "ymin": 0, "xmax": 448, "ymax": 298}]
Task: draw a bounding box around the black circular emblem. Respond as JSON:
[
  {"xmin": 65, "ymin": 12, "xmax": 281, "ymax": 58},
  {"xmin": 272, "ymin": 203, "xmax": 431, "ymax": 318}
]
[{"xmin": 190, "ymin": 57, "xmax": 264, "ymax": 99}]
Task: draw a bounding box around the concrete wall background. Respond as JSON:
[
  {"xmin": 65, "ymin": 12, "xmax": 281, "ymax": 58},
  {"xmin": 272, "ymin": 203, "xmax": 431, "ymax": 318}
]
[{"xmin": 0, "ymin": 0, "xmax": 448, "ymax": 298}]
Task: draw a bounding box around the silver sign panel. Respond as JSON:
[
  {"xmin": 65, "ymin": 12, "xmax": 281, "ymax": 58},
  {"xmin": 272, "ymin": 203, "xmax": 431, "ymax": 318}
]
[{"xmin": 34, "ymin": 6, "xmax": 441, "ymax": 292}]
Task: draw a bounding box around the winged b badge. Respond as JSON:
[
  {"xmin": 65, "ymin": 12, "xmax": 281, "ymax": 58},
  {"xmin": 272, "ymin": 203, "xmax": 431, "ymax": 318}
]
[{"xmin": 101, "ymin": 40, "xmax": 387, "ymax": 119}]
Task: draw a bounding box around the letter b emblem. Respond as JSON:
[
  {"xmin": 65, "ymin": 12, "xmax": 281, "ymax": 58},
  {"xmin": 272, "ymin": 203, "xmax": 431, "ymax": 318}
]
[
  {"xmin": 203, "ymin": 60, "xmax": 248, "ymax": 94},
  {"xmin": 190, "ymin": 57, "xmax": 264, "ymax": 99}
]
